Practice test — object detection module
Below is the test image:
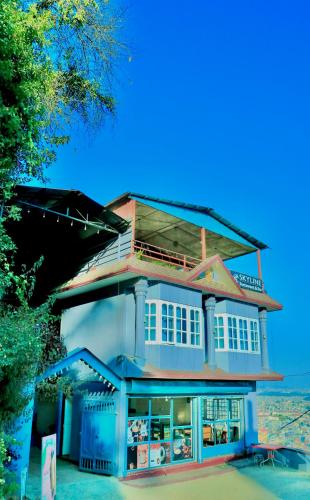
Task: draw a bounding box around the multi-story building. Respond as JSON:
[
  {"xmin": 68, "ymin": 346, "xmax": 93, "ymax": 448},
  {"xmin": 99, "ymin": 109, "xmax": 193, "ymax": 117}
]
[{"xmin": 35, "ymin": 191, "xmax": 283, "ymax": 477}]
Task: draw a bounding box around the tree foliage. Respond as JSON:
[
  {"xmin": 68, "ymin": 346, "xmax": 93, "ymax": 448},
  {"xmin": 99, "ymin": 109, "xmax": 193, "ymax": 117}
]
[
  {"xmin": 0, "ymin": 0, "xmax": 123, "ymax": 188},
  {"xmin": 0, "ymin": 0, "xmax": 124, "ymax": 494}
]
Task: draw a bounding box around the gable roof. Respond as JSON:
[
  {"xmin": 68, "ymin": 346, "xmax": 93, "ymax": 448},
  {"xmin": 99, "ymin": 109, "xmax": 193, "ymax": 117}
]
[
  {"xmin": 106, "ymin": 192, "xmax": 268, "ymax": 250},
  {"xmin": 37, "ymin": 347, "xmax": 122, "ymax": 391}
]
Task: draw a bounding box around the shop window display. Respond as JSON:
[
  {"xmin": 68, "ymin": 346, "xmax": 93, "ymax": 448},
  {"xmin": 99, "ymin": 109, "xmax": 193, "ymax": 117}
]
[
  {"xmin": 202, "ymin": 397, "xmax": 242, "ymax": 447},
  {"xmin": 127, "ymin": 397, "xmax": 193, "ymax": 471}
]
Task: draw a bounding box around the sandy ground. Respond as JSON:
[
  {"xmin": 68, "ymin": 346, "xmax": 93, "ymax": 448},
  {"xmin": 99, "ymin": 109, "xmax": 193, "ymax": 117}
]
[{"xmin": 26, "ymin": 450, "xmax": 310, "ymax": 500}]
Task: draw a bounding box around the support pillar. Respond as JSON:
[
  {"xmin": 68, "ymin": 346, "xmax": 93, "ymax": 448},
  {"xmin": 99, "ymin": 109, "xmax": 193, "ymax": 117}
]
[
  {"xmin": 204, "ymin": 296, "xmax": 217, "ymax": 370},
  {"xmin": 259, "ymin": 309, "xmax": 270, "ymax": 372},
  {"xmin": 134, "ymin": 278, "xmax": 148, "ymax": 364}
]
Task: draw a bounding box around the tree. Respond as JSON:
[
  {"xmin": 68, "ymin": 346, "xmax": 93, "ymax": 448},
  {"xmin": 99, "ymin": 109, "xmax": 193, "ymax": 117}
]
[{"xmin": 0, "ymin": 0, "xmax": 124, "ymax": 495}]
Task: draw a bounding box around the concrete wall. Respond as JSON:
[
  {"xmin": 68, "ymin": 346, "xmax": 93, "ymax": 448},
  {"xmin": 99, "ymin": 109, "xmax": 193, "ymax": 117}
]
[
  {"xmin": 145, "ymin": 344, "xmax": 204, "ymax": 371},
  {"xmin": 244, "ymin": 386, "xmax": 259, "ymax": 447},
  {"xmin": 61, "ymin": 292, "xmax": 129, "ymax": 365},
  {"xmin": 79, "ymin": 227, "xmax": 132, "ymax": 273},
  {"xmin": 147, "ymin": 282, "xmax": 202, "ymax": 307},
  {"xmin": 215, "ymin": 299, "xmax": 259, "ymax": 319}
]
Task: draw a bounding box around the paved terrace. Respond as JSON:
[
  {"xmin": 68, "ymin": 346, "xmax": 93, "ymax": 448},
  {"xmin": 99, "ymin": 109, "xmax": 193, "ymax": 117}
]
[{"xmin": 26, "ymin": 450, "xmax": 310, "ymax": 500}]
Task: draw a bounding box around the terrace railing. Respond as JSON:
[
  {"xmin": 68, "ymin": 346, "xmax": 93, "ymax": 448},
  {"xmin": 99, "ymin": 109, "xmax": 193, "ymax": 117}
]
[{"xmin": 133, "ymin": 239, "xmax": 201, "ymax": 270}]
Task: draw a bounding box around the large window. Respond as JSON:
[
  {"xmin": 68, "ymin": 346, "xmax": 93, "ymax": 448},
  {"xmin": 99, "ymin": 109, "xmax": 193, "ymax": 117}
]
[
  {"xmin": 127, "ymin": 397, "xmax": 193, "ymax": 471},
  {"xmin": 202, "ymin": 397, "xmax": 242, "ymax": 447},
  {"xmin": 215, "ymin": 314, "xmax": 260, "ymax": 353},
  {"xmin": 144, "ymin": 300, "xmax": 202, "ymax": 348}
]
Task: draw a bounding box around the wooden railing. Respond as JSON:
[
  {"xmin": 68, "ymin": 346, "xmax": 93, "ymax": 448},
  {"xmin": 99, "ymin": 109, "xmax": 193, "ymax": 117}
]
[{"xmin": 133, "ymin": 239, "xmax": 201, "ymax": 270}]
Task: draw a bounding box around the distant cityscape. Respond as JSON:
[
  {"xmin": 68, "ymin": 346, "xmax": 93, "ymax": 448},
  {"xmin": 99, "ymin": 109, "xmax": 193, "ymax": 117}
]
[{"xmin": 257, "ymin": 390, "xmax": 310, "ymax": 451}]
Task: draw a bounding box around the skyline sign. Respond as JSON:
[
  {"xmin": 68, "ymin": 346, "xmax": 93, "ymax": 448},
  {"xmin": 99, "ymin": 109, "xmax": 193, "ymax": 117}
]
[{"xmin": 231, "ymin": 271, "xmax": 263, "ymax": 293}]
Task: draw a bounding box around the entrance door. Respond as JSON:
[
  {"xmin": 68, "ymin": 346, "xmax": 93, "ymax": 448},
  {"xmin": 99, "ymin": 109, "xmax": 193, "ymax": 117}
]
[{"xmin": 79, "ymin": 397, "xmax": 116, "ymax": 475}]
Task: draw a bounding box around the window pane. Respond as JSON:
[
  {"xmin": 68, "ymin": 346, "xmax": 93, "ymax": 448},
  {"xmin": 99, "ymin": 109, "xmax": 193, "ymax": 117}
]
[
  {"xmin": 230, "ymin": 423, "xmax": 241, "ymax": 442},
  {"xmin": 162, "ymin": 304, "xmax": 167, "ymax": 315},
  {"xmin": 230, "ymin": 399, "xmax": 240, "ymax": 419},
  {"xmin": 145, "ymin": 303, "xmax": 149, "ymax": 314},
  {"xmin": 150, "ymin": 315, "xmax": 156, "ymax": 327},
  {"xmin": 150, "ymin": 328, "xmax": 156, "ymax": 341},
  {"xmin": 203, "ymin": 398, "xmax": 214, "ymax": 420},
  {"xmin": 150, "ymin": 442, "xmax": 171, "ymax": 467},
  {"xmin": 127, "ymin": 419, "xmax": 149, "ymax": 443},
  {"xmin": 150, "ymin": 303, "xmax": 156, "ymax": 314},
  {"xmin": 202, "ymin": 423, "xmax": 215, "ymax": 446},
  {"xmin": 151, "ymin": 418, "xmax": 170, "ymax": 440},
  {"xmin": 173, "ymin": 428, "xmax": 192, "ymax": 460},
  {"xmin": 128, "ymin": 398, "xmax": 149, "ymax": 416},
  {"xmin": 151, "ymin": 398, "xmax": 170, "ymax": 416},
  {"xmin": 215, "ymin": 423, "xmax": 228, "ymax": 444},
  {"xmin": 214, "ymin": 399, "xmax": 228, "ymax": 420},
  {"xmin": 173, "ymin": 397, "xmax": 191, "ymax": 426}
]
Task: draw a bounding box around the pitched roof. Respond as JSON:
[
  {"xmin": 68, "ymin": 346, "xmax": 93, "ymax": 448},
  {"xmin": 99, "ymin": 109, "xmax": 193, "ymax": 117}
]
[{"xmin": 106, "ymin": 192, "xmax": 268, "ymax": 250}]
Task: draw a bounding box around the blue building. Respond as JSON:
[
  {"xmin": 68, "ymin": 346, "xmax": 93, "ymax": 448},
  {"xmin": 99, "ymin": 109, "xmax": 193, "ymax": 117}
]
[{"xmin": 25, "ymin": 190, "xmax": 282, "ymax": 478}]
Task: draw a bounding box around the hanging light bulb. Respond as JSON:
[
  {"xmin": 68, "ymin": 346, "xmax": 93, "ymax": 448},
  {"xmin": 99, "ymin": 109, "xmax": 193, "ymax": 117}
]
[
  {"xmin": 43, "ymin": 212, "xmax": 46, "ymax": 218},
  {"xmin": 57, "ymin": 216, "xmax": 60, "ymax": 223},
  {"xmin": 71, "ymin": 220, "xmax": 73, "ymax": 227},
  {"xmin": 84, "ymin": 224, "xmax": 87, "ymax": 231}
]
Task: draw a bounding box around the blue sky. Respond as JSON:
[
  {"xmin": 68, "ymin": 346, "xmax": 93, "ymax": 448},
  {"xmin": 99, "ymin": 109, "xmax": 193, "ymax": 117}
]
[{"xmin": 41, "ymin": 1, "xmax": 310, "ymax": 387}]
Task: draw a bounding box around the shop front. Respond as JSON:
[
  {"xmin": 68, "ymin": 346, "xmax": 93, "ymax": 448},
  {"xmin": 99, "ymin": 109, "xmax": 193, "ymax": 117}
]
[{"xmin": 126, "ymin": 394, "xmax": 245, "ymax": 472}]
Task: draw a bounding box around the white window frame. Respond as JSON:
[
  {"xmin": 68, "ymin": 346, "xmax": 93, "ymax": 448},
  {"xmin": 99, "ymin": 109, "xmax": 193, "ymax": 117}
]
[
  {"xmin": 250, "ymin": 320, "xmax": 260, "ymax": 352},
  {"xmin": 144, "ymin": 300, "xmax": 203, "ymax": 348},
  {"xmin": 214, "ymin": 313, "xmax": 260, "ymax": 354},
  {"xmin": 145, "ymin": 301, "xmax": 158, "ymax": 343},
  {"xmin": 214, "ymin": 315, "xmax": 225, "ymax": 350}
]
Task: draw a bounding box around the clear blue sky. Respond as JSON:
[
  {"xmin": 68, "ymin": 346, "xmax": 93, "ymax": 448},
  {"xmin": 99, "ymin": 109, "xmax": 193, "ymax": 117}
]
[{"xmin": 42, "ymin": 1, "xmax": 310, "ymax": 387}]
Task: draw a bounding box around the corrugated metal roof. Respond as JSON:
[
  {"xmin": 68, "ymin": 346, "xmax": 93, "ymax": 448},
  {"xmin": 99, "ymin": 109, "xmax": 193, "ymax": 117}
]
[{"xmin": 106, "ymin": 192, "xmax": 267, "ymax": 250}]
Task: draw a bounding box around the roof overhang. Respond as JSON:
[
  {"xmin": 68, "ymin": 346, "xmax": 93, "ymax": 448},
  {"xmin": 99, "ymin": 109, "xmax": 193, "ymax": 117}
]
[
  {"xmin": 3, "ymin": 185, "xmax": 128, "ymax": 303},
  {"xmin": 37, "ymin": 347, "xmax": 122, "ymax": 391},
  {"xmin": 58, "ymin": 255, "xmax": 282, "ymax": 311}
]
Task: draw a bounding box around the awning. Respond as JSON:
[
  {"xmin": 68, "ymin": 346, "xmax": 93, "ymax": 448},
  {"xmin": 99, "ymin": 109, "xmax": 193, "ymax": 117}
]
[{"xmin": 37, "ymin": 347, "xmax": 122, "ymax": 392}]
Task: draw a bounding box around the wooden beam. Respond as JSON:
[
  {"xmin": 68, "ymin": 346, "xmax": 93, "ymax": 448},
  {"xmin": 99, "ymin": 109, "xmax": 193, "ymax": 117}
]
[
  {"xmin": 257, "ymin": 249, "xmax": 263, "ymax": 280},
  {"xmin": 130, "ymin": 200, "xmax": 136, "ymax": 254},
  {"xmin": 201, "ymin": 227, "xmax": 207, "ymax": 260}
]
